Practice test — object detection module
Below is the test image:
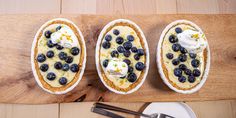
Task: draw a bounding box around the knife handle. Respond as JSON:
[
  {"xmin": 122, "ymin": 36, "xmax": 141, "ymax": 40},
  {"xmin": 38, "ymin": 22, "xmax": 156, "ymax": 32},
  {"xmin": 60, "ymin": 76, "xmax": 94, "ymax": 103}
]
[
  {"xmin": 94, "ymin": 102, "xmax": 151, "ymax": 117},
  {"xmin": 91, "ymin": 107, "xmax": 125, "ymax": 118}
]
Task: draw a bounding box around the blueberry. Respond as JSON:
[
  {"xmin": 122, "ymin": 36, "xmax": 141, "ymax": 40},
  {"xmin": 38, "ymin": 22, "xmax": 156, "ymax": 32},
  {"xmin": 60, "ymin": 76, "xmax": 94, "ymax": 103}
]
[
  {"xmin": 135, "ymin": 62, "xmax": 145, "ymax": 71},
  {"xmin": 44, "ymin": 30, "xmax": 52, "ymax": 38},
  {"xmin": 123, "ymin": 41, "xmax": 132, "ymax": 50},
  {"xmin": 40, "ymin": 64, "xmax": 48, "ymax": 72},
  {"xmin": 172, "ymin": 59, "xmax": 180, "ymax": 65},
  {"xmin": 184, "ymin": 69, "xmax": 192, "ymax": 75},
  {"xmin": 46, "ymin": 50, "xmax": 54, "ymax": 58},
  {"xmin": 37, "ymin": 54, "xmax": 46, "ymax": 63},
  {"xmin": 103, "ymin": 59, "xmax": 109, "ymax": 68},
  {"xmin": 123, "ymin": 50, "xmax": 131, "ymax": 57},
  {"xmin": 178, "ymin": 76, "xmax": 186, "ymax": 83},
  {"xmin": 166, "ymin": 53, "xmax": 174, "ymax": 59},
  {"xmin": 189, "ymin": 53, "xmax": 197, "ymax": 59},
  {"xmin": 70, "ymin": 64, "xmax": 79, "ymax": 72},
  {"xmin": 169, "ymin": 34, "xmax": 178, "ymax": 43},
  {"xmin": 117, "ymin": 46, "xmax": 125, "ymax": 53},
  {"xmin": 65, "ymin": 56, "xmax": 73, "ymax": 64},
  {"xmin": 123, "ymin": 59, "xmax": 131, "ymax": 65},
  {"xmin": 59, "ymin": 52, "xmax": 67, "ymax": 60},
  {"xmin": 56, "ymin": 26, "xmax": 61, "ymax": 31},
  {"xmin": 137, "ymin": 49, "xmax": 144, "ymax": 56},
  {"xmin": 127, "ymin": 35, "xmax": 134, "ymax": 41},
  {"xmin": 188, "ymin": 75, "xmax": 196, "ymax": 83},
  {"xmin": 56, "ymin": 45, "xmax": 64, "ymax": 50},
  {"xmin": 54, "ymin": 62, "xmax": 62, "ymax": 69},
  {"xmin": 105, "ymin": 34, "xmax": 112, "ymax": 41},
  {"xmin": 111, "ymin": 50, "xmax": 119, "ymax": 58},
  {"xmin": 179, "ymin": 54, "xmax": 187, "ymax": 62},
  {"xmin": 71, "ymin": 47, "xmax": 80, "ymax": 56},
  {"xmin": 128, "ymin": 66, "xmax": 134, "ymax": 73},
  {"xmin": 127, "ymin": 73, "xmax": 137, "ymax": 83},
  {"xmin": 175, "ymin": 27, "xmax": 182, "ymax": 34},
  {"xmin": 191, "ymin": 59, "xmax": 200, "ymax": 68},
  {"xmin": 172, "ymin": 44, "xmax": 180, "ymax": 52},
  {"xmin": 193, "ymin": 69, "xmax": 201, "ymax": 77},
  {"xmin": 180, "ymin": 47, "xmax": 187, "ymax": 54},
  {"xmin": 59, "ymin": 77, "xmax": 67, "ymax": 85},
  {"xmin": 47, "ymin": 40, "xmax": 55, "ymax": 48},
  {"xmin": 62, "ymin": 64, "xmax": 70, "ymax": 71},
  {"xmin": 131, "ymin": 47, "xmax": 138, "ymax": 53},
  {"xmin": 102, "ymin": 41, "xmax": 111, "ymax": 49},
  {"xmin": 134, "ymin": 54, "xmax": 140, "ymax": 60},
  {"xmin": 113, "ymin": 29, "xmax": 120, "ymax": 35},
  {"xmin": 174, "ymin": 68, "xmax": 182, "ymax": 77},
  {"xmin": 47, "ymin": 72, "xmax": 56, "ymax": 81},
  {"xmin": 179, "ymin": 64, "xmax": 187, "ymax": 71},
  {"xmin": 116, "ymin": 36, "xmax": 124, "ymax": 44}
]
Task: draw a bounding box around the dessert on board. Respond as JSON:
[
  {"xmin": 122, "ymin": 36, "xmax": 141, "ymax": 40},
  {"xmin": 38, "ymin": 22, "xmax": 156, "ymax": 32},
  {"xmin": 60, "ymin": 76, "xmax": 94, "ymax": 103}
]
[
  {"xmin": 96, "ymin": 19, "xmax": 149, "ymax": 94},
  {"xmin": 31, "ymin": 18, "xmax": 86, "ymax": 94},
  {"xmin": 157, "ymin": 20, "xmax": 210, "ymax": 94}
]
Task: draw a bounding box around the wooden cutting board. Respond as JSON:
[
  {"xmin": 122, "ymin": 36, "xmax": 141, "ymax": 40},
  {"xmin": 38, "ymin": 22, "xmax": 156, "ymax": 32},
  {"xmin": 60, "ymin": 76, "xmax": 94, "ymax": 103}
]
[{"xmin": 0, "ymin": 15, "xmax": 235, "ymax": 104}]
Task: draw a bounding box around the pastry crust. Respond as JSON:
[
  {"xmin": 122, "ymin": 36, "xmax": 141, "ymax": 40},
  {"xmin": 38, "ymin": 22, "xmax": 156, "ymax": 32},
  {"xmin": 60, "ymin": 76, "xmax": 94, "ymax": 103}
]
[
  {"xmin": 157, "ymin": 20, "xmax": 210, "ymax": 94},
  {"xmin": 96, "ymin": 19, "xmax": 149, "ymax": 94},
  {"xmin": 31, "ymin": 18, "xmax": 86, "ymax": 94}
]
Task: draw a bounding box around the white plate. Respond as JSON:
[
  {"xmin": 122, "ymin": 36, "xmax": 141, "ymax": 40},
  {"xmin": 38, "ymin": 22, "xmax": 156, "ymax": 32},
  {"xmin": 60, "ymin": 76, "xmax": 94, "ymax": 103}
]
[{"xmin": 141, "ymin": 102, "xmax": 197, "ymax": 118}]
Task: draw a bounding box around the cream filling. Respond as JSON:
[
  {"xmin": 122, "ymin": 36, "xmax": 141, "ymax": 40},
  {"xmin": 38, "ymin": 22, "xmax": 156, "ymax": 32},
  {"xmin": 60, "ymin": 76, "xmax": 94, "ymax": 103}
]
[
  {"xmin": 37, "ymin": 24, "xmax": 81, "ymax": 87},
  {"xmin": 177, "ymin": 29, "xmax": 207, "ymax": 53},
  {"xmin": 106, "ymin": 58, "xmax": 128, "ymax": 78},
  {"xmin": 100, "ymin": 26, "xmax": 145, "ymax": 89},
  {"xmin": 162, "ymin": 24, "xmax": 204, "ymax": 89},
  {"xmin": 51, "ymin": 25, "xmax": 78, "ymax": 48}
]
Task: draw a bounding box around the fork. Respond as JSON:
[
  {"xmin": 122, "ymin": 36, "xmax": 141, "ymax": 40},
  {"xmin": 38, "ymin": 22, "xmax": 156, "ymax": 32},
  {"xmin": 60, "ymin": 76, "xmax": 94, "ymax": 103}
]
[{"xmin": 94, "ymin": 103, "xmax": 175, "ymax": 118}]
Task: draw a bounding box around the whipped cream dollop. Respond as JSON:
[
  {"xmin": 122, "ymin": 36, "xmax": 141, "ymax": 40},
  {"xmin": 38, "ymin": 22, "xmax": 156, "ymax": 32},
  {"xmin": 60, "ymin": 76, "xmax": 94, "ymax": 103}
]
[
  {"xmin": 50, "ymin": 25, "xmax": 78, "ymax": 48},
  {"xmin": 177, "ymin": 29, "xmax": 207, "ymax": 53},
  {"xmin": 105, "ymin": 58, "xmax": 128, "ymax": 78}
]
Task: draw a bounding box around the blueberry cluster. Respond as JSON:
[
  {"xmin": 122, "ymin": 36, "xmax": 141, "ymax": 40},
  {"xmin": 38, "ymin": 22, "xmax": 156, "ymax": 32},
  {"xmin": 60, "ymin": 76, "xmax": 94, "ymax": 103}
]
[
  {"xmin": 102, "ymin": 29, "xmax": 146, "ymax": 83},
  {"xmin": 166, "ymin": 27, "xmax": 201, "ymax": 83},
  {"xmin": 36, "ymin": 26, "xmax": 80, "ymax": 85}
]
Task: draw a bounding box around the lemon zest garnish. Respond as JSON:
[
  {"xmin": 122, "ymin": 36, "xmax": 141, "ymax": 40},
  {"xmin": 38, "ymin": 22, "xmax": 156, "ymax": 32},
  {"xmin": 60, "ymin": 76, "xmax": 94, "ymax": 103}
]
[
  {"xmin": 61, "ymin": 33, "xmax": 73, "ymax": 42},
  {"xmin": 191, "ymin": 33, "xmax": 199, "ymax": 39},
  {"xmin": 114, "ymin": 68, "xmax": 121, "ymax": 72},
  {"xmin": 122, "ymin": 64, "xmax": 126, "ymax": 67}
]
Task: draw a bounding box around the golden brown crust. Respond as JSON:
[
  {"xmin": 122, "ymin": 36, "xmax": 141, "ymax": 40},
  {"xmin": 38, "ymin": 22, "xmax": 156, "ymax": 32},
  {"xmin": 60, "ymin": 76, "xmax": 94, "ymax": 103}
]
[
  {"xmin": 160, "ymin": 22, "xmax": 208, "ymax": 90},
  {"xmin": 34, "ymin": 20, "xmax": 85, "ymax": 92},
  {"xmin": 98, "ymin": 22, "xmax": 147, "ymax": 92}
]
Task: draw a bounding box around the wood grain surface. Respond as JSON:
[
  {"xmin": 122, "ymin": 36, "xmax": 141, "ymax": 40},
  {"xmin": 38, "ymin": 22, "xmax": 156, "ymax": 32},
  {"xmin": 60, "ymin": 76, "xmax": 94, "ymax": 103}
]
[
  {"xmin": 0, "ymin": 0, "xmax": 60, "ymax": 14},
  {"xmin": 61, "ymin": 0, "xmax": 236, "ymax": 14},
  {"xmin": 0, "ymin": 15, "xmax": 236, "ymax": 104}
]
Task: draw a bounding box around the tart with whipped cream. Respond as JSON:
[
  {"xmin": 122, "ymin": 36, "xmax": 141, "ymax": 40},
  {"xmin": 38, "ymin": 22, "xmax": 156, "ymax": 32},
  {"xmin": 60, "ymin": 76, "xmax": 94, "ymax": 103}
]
[
  {"xmin": 31, "ymin": 18, "xmax": 86, "ymax": 94},
  {"xmin": 157, "ymin": 20, "xmax": 210, "ymax": 94},
  {"xmin": 96, "ymin": 19, "xmax": 149, "ymax": 94}
]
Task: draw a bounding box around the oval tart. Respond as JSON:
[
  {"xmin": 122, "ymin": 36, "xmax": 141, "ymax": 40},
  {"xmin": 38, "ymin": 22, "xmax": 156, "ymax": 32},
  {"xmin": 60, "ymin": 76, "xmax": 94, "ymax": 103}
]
[
  {"xmin": 31, "ymin": 18, "xmax": 86, "ymax": 94},
  {"xmin": 157, "ymin": 20, "xmax": 210, "ymax": 94},
  {"xmin": 96, "ymin": 19, "xmax": 149, "ymax": 94}
]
